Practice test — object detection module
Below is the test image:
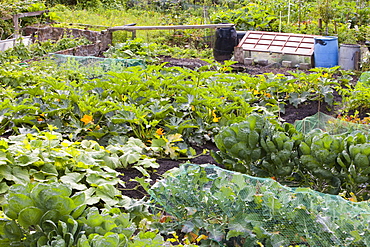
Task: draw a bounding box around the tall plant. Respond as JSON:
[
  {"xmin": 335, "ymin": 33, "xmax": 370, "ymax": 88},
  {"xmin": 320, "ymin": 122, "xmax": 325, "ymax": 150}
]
[{"xmin": 317, "ymin": 0, "xmax": 335, "ymax": 35}]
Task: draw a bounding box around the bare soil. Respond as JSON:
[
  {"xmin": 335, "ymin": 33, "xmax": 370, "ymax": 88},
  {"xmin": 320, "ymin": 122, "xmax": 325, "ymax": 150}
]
[{"xmin": 120, "ymin": 57, "xmax": 343, "ymax": 199}]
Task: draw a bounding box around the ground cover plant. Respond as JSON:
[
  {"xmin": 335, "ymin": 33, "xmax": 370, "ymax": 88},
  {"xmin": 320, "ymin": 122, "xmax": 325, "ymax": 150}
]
[
  {"xmin": 0, "ymin": 59, "xmax": 350, "ymax": 146},
  {"xmin": 1, "ymin": 0, "xmax": 370, "ymax": 246},
  {"xmin": 0, "ymin": 55, "xmax": 369, "ymax": 246}
]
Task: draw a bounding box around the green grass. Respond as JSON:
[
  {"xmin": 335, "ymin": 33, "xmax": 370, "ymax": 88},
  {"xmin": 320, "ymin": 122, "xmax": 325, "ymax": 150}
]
[
  {"xmin": 51, "ymin": 5, "xmax": 215, "ymax": 46},
  {"xmin": 52, "ymin": 8, "xmax": 183, "ymax": 44}
]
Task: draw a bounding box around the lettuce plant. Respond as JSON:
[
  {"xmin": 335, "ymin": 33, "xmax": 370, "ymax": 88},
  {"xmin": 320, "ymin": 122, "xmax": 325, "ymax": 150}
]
[
  {"xmin": 0, "ymin": 182, "xmax": 166, "ymax": 246},
  {"xmin": 213, "ymin": 113, "xmax": 370, "ymax": 199}
]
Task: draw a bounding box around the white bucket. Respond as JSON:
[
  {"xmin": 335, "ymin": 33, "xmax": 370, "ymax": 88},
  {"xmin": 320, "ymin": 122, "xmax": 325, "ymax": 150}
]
[
  {"xmin": 0, "ymin": 36, "xmax": 32, "ymax": 52},
  {"xmin": 339, "ymin": 44, "xmax": 361, "ymax": 70}
]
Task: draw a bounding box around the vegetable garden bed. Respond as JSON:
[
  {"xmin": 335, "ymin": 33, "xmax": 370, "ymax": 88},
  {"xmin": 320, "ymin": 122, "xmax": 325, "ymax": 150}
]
[{"xmin": 1, "ymin": 1, "xmax": 370, "ymax": 245}]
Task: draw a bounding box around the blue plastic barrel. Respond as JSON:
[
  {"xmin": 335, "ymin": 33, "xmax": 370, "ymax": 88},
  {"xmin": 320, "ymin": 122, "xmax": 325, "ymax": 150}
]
[{"xmin": 314, "ymin": 36, "xmax": 338, "ymax": 68}]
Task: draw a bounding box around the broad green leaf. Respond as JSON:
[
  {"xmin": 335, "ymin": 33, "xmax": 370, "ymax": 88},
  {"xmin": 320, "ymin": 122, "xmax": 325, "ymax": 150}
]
[
  {"xmin": 30, "ymin": 170, "xmax": 47, "ymax": 182},
  {"xmin": 8, "ymin": 184, "xmax": 31, "ymax": 195},
  {"xmin": 87, "ymin": 131, "xmax": 107, "ymax": 139},
  {"xmin": 87, "ymin": 150, "xmax": 107, "ymax": 160},
  {"xmin": 134, "ymin": 166, "xmax": 150, "ymax": 177},
  {"xmin": 226, "ymin": 230, "xmax": 247, "ymax": 240},
  {"xmin": 350, "ymin": 230, "xmax": 362, "ymax": 242},
  {"xmin": 136, "ymin": 158, "xmax": 159, "ymax": 169},
  {"xmin": 253, "ymin": 225, "xmax": 268, "ymax": 239},
  {"xmin": 4, "ymin": 194, "xmax": 34, "ymax": 219},
  {"xmin": 49, "ymin": 237, "xmax": 66, "ymax": 247},
  {"xmin": 3, "ymin": 221, "xmax": 23, "ymax": 240},
  {"xmin": 150, "ymin": 138, "xmax": 166, "ymax": 148},
  {"xmin": 288, "ymin": 92, "xmax": 309, "ymax": 108},
  {"xmin": 71, "ymin": 204, "xmax": 87, "ymax": 219},
  {"xmin": 181, "ymin": 221, "xmax": 194, "ymax": 233},
  {"xmin": 83, "ymin": 188, "xmax": 100, "ymax": 205},
  {"xmin": 37, "ymin": 236, "xmax": 48, "ymax": 246},
  {"xmin": 75, "ymin": 154, "xmax": 99, "ymax": 167},
  {"xmin": 45, "ymin": 195, "xmax": 75, "ymax": 216},
  {"xmin": 0, "ymin": 165, "xmax": 11, "ymax": 181},
  {"xmin": 77, "ymin": 235, "xmax": 90, "ymax": 247},
  {"xmin": 31, "ymin": 183, "xmax": 72, "ymax": 204},
  {"xmin": 16, "ymin": 155, "xmax": 40, "ymax": 166},
  {"xmin": 126, "ymin": 137, "xmax": 146, "ymax": 148},
  {"xmin": 86, "ymin": 172, "xmax": 120, "ymax": 186},
  {"xmin": 113, "ymin": 212, "xmax": 132, "ymax": 229},
  {"xmin": 102, "ymin": 155, "xmax": 120, "ymax": 169},
  {"xmin": 102, "ymin": 219, "xmax": 117, "ymax": 232},
  {"xmin": 18, "ymin": 206, "xmax": 43, "ymax": 228},
  {"xmin": 0, "ymin": 183, "xmax": 9, "ymax": 194},
  {"xmin": 40, "ymin": 210, "xmax": 62, "ymax": 228},
  {"xmin": 0, "ymin": 140, "xmax": 8, "ymax": 149},
  {"xmin": 71, "ymin": 191, "xmax": 86, "ymax": 206},
  {"xmin": 119, "ymin": 151, "xmax": 141, "ymax": 167},
  {"xmin": 86, "ymin": 212, "xmax": 104, "ymax": 227},
  {"xmin": 91, "ymin": 233, "xmax": 120, "ymax": 247},
  {"xmin": 359, "ymin": 71, "xmax": 370, "ymax": 84},
  {"xmin": 116, "ymin": 195, "xmax": 132, "ymax": 208},
  {"xmin": 11, "ymin": 166, "xmax": 30, "ymax": 184},
  {"xmin": 60, "ymin": 173, "xmax": 87, "ymax": 190},
  {"xmin": 208, "ymin": 225, "xmax": 224, "ymax": 242},
  {"xmin": 41, "ymin": 164, "xmax": 59, "ymax": 176},
  {"xmin": 231, "ymin": 174, "xmax": 247, "ymax": 190},
  {"xmin": 95, "ymin": 184, "xmax": 120, "ymax": 206},
  {"xmin": 0, "ymin": 155, "xmax": 10, "ymax": 166},
  {"xmin": 58, "ymin": 220, "xmax": 68, "ymax": 237}
]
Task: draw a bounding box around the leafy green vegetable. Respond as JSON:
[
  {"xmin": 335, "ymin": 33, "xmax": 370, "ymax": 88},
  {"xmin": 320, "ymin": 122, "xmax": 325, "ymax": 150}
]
[{"xmin": 213, "ymin": 114, "xmax": 370, "ymax": 199}]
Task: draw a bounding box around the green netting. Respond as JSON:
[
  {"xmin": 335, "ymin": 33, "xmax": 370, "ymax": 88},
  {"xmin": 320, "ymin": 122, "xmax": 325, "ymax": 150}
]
[
  {"xmin": 50, "ymin": 53, "xmax": 145, "ymax": 78},
  {"xmin": 294, "ymin": 112, "xmax": 370, "ymax": 135},
  {"xmin": 149, "ymin": 163, "xmax": 370, "ymax": 246}
]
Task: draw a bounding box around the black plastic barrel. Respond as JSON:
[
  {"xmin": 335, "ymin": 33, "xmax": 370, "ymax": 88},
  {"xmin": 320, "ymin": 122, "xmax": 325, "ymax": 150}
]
[
  {"xmin": 236, "ymin": 31, "xmax": 247, "ymax": 44},
  {"xmin": 366, "ymin": 41, "xmax": 370, "ymax": 51},
  {"xmin": 213, "ymin": 26, "xmax": 237, "ymax": 62}
]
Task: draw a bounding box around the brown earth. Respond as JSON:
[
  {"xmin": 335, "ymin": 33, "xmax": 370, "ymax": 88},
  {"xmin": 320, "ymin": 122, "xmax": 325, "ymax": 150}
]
[{"xmin": 119, "ymin": 57, "xmax": 344, "ymax": 199}]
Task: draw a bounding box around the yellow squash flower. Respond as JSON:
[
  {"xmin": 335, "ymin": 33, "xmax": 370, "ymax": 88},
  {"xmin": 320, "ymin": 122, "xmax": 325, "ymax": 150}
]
[
  {"xmin": 212, "ymin": 110, "xmax": 221, "ymax": 123},
  {"xmin": 81, "ymin": 115, "xmax": 94, "ymax": 125},
  {"xmin": 156, "ymin": 128, "xmax": 164, "ymax": 136}
]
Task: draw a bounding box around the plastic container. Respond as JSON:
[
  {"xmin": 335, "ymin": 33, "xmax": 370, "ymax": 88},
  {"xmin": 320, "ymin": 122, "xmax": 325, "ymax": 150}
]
[
  {"xmin": 339, "ymin": 44, "xmax": 361, "ymax": 70},
  {"xmin": 213, "ymin": 26, "xmax": 237, "ymax": 62},
  {"xmin": 314, "ymin": 36, "xmax": 338, "ymax": 68},
  {"xmin": 236, "ymin": 31, "xmax": 247, "ymax": 44}
]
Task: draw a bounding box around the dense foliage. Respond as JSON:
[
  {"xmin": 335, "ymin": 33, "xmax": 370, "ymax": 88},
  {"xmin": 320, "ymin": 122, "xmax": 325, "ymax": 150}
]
[
  {"xmin": 0, "ymin": 58, "xmax": 352, "ymax": 147},
  {"xmin": 0, "ymin": 54, "xmax": 368, "ymax": 244},
  {"xmin": 1, "ymin": 0, "xmax": 370, "ymax": 246},
  {"xmin": 0, "ymin": 1, "xmax": 47, "ymax": 39},
  {"xmin": 2, "ymin": 0, "xmax": 370, "ymax": 44},
  {"xmin": 213, "ymin": 113, "xmax": 370, "ymax": 199},
  {"xmin": 150, "ymin": 164, "xmax": 370, "ymax": 246}
]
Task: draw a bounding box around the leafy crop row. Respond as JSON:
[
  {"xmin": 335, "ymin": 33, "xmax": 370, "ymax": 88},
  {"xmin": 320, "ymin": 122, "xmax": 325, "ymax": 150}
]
[
  {"xmin": 213, "ymin": 113, "xmax": 370, "ymax": 200},
  {"xmin": 0, "ymin": 59, "xmax": 351, "ymax": 148},
  {"xmin": 149, "ymin": 164, "xmax": 370, "ymax": 246},
  {"xmin": 0, "ymin": 182, "xmax": 165, "ymax": 246},
  {"xmin": 0, "ymin": 128, "xmax": 186, "ymax": 245}
]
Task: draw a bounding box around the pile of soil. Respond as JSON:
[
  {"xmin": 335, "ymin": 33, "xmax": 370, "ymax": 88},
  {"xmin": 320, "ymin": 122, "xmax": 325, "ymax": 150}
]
[{"xmin": 121, "ymin": 57, "xmax": 343, "ymax": 199}]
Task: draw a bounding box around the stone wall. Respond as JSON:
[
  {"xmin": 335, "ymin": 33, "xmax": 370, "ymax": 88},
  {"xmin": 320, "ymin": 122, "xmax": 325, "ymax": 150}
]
[{"xmin": 53, "ymin": 43, "xmax": 105, "ymax": 57}]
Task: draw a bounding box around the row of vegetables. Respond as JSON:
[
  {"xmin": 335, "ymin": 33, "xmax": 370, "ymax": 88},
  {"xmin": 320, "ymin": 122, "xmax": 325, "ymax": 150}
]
[{"xmin": 213, "ymin": 113, "xmax": 370, "ymax": 200}]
